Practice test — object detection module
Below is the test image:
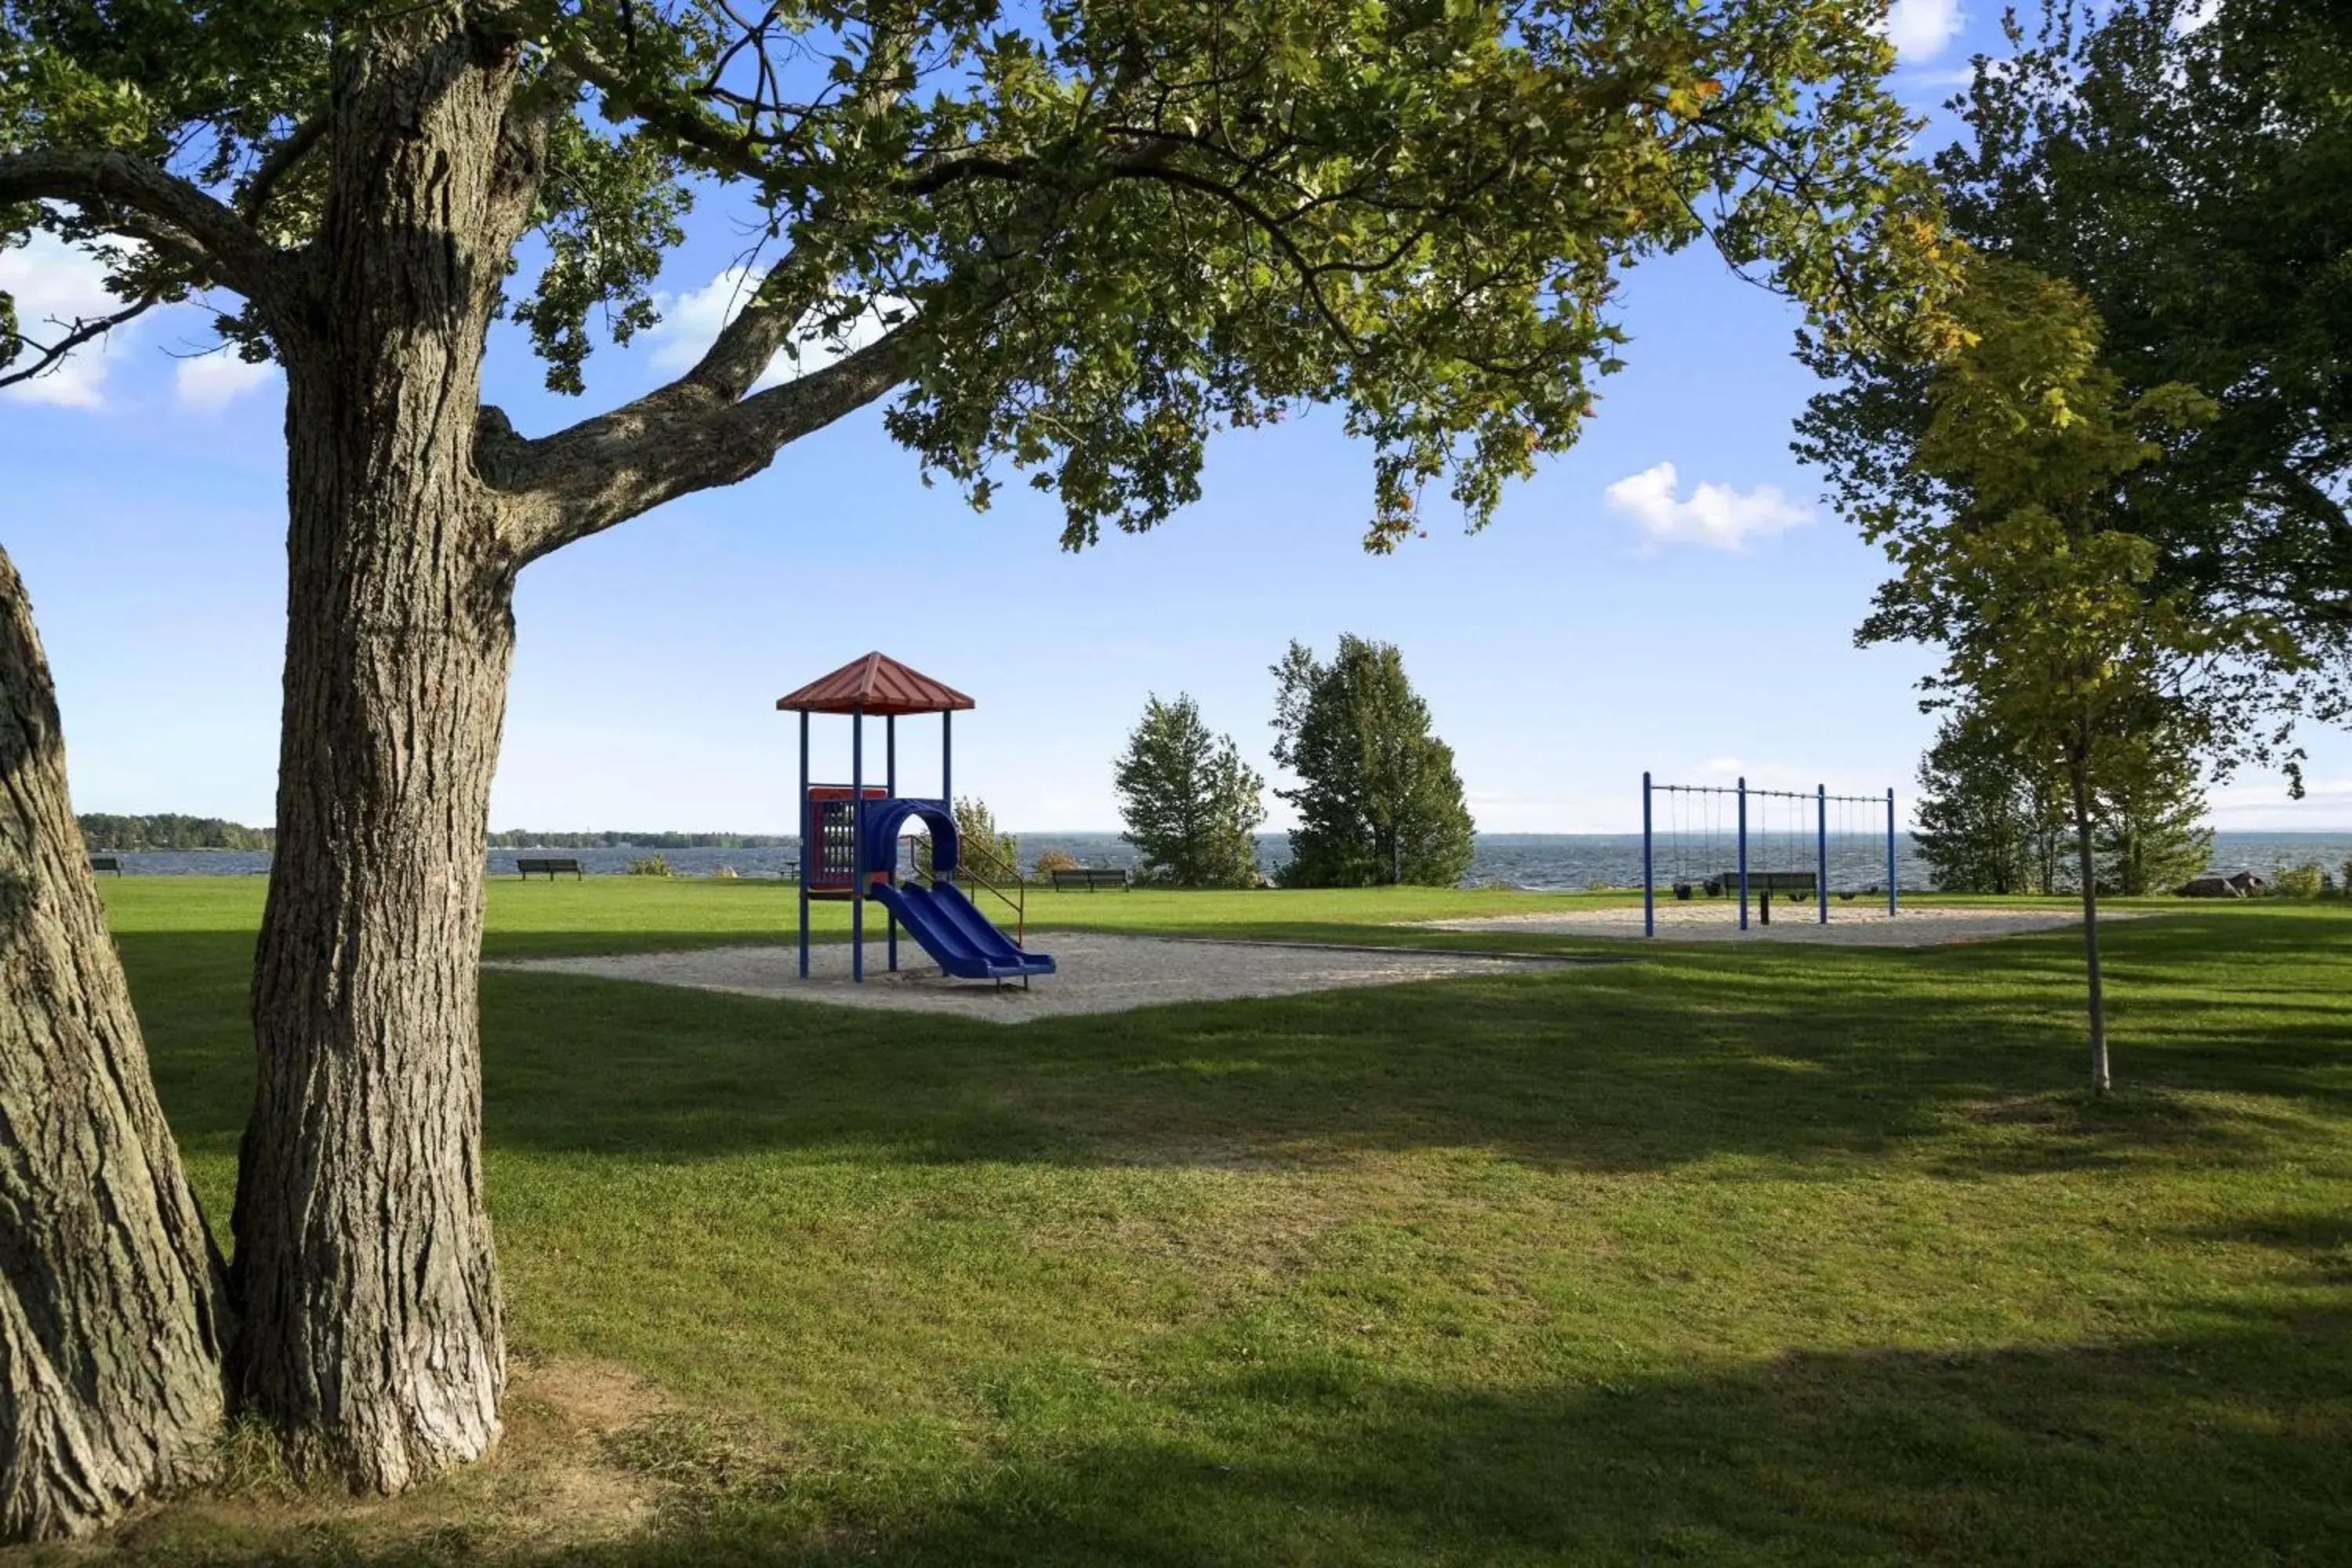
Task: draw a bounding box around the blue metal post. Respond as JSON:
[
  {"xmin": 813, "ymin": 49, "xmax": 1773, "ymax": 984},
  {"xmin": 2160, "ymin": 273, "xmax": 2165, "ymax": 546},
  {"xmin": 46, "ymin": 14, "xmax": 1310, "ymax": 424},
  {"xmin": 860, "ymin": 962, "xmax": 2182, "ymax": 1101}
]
[
  {"xmin": 885, "ymin": 715, "xmax": 898, "ymax": 972},
  {"xmin": 1886, "ymin": 787, "xmax": 1899, "ymax": 916},
  {"xmin": 1817, "ymin": 783, "xmax": 1829, "ymax": 925},
  {"xmin": 797, "ymin": 708, "xmax": 809, "ymax": 978},
  {"xmin": 1641, "ymin": 771, "xmax": 1655, "ymax": 938},
  {"xmin": 851, "ymin": 708, "xmax": 865, "ymax": 982},
  {"xmin": 1737, "ymin": 776, "xmax": 1750, "ymax": 931},
  {"xmin": 940, "ymin": 710, "xmax": 953, "ymax": 886}
]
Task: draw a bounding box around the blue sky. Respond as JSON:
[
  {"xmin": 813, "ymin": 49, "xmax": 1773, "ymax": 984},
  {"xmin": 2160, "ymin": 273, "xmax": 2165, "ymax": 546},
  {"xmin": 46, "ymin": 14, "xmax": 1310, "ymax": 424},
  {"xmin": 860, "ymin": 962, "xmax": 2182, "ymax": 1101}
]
[{"xmin": 5, "ymin": 1, "xmax": 2345, "ymax": 834}]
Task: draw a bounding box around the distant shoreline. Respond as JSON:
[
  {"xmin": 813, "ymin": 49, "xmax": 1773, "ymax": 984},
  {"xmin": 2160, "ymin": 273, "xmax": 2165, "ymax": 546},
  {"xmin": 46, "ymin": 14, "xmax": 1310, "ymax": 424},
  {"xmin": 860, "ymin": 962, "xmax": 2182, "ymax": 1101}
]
[
  {"xmin": 82, "ymin": 826, "xmax": 2352, "ymax": 851},
  {"xmin": 79, "ymin": 829, "xmax": 2352, "ymax": 892}
]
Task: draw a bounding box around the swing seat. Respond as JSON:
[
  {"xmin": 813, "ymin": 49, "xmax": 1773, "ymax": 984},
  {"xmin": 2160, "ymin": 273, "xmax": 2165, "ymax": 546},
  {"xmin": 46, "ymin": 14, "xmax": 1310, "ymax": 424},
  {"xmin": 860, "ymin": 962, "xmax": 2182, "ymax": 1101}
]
[{"xmin": 1672, "ymin": 881, "xmax": 1695, "ymax": 900}]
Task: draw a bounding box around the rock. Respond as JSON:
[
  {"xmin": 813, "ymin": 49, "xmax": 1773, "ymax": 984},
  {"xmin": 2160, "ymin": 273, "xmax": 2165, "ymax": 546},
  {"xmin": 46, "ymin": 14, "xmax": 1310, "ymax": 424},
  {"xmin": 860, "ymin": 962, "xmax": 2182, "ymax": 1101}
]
[
  {"xmin": 2176, "ymin": 875, "xmax": 2242, "ymax": 898},
  {"xmin": 2227, "ymin": 870, "xmax": 2268, "ymax": 895}
]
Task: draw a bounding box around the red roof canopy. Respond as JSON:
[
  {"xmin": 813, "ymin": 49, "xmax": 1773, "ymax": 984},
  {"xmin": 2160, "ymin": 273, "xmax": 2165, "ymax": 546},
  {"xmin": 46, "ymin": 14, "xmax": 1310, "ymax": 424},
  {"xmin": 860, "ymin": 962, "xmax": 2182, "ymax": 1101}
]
[{"xmin": 775, "ymin": 652, "xmax": 975, "ymax": 716}]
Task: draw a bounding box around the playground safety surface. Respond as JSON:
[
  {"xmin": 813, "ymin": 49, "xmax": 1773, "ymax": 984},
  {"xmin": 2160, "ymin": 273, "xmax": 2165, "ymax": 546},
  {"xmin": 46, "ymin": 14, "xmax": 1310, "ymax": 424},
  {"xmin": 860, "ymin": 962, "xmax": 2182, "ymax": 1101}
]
[
  {"xmin": 1415, "ymin": 903, "xmax": 2143, "ymax": 946},
  {"xmin": 486, "ymin": 931, "xmax": 1567, "ymax": 1024}
]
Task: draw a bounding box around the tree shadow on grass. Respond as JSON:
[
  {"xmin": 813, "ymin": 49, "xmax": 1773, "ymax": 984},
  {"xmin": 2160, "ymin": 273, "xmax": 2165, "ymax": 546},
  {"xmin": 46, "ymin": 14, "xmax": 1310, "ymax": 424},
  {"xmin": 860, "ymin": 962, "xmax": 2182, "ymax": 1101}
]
[
  {"xmin": 470, "ymin": 912, "xmax": 2351, "ymax": 1176},
  {"xmin": 115, "ymin": 911, "xmax": 2352, "ymax": 1180},
  {"xmin": 2183, "ymin": 1209, "xmax": 2352, "ymax": 1287},
  {"xmin": 112, "ymin": 1301, "xmax": 2352, "ymax": 1566},
  {"xmin": 749, "ymin": 1308, "xmax": 2352, "ymax": 1568}
]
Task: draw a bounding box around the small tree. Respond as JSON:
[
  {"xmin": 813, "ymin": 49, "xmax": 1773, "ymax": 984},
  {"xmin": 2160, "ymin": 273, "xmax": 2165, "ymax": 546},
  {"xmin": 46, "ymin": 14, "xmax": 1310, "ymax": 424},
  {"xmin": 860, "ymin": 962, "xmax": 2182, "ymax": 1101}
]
[
  {"xmin": 1270, "ymin": 638, "xmax": 1474, "ymax": 888},
  {"xmin": 1114, "ymin": 695, "xmax": 1267, "ymax": 888},
  {"xmin": 1914, "ymin": 706, "xmax": 2067, "ymax": 894},
  {"xmin": 2096, "ymin": 734, "xmax": 2213, "ymax": 896},
  {"xmin": 914, "ymin": 797, "xmax": 1018, "ymax": 883},
  {"xmin": 960, "ymin": 797, "xmax": 1018, "ymax": 879},
  {"xmin": 1875, "ymin": 260, "xmax": 2286, "ymax": 1092}
]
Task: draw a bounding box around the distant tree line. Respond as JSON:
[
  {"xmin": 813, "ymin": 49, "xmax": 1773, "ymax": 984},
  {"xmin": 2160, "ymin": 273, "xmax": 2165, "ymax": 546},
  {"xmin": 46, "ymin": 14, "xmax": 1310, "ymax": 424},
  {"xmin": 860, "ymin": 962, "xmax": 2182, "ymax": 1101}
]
[
  {"xmin": 78, "ymin": 818, "xmax": 801, "ymax": 852},
  {"xmin": 1110, "ymin": 635, "xmax": 1474, "ymax": 889},
  {"xmin": 1915, "ymin": 706, "xmax": 2212, "ymax": 898},
  {"xmin": 483, "ymin": 829, "xmax": 795, "ymax": 849},
  {"xmin": 78, "ymin": 814, "xmax": 274, "ymax": 851}
]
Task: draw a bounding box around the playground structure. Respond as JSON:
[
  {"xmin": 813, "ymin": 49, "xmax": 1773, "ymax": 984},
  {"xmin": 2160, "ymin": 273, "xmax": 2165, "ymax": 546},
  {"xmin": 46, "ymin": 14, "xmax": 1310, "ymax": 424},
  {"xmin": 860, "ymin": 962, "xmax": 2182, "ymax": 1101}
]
[
  {"xmin": 779, "ymin": 653, "xmax": 1054, "ymax": 985},
  {"xmin": 1640, "ymin": 773, "xmax": 1898, "ymax": 938}
]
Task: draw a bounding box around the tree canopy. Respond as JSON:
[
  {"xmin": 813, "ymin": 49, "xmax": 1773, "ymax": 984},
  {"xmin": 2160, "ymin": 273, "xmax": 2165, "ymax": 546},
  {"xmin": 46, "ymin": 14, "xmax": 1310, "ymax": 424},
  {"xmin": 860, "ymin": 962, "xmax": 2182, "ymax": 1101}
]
[
  {"xmin": 1798, "ymin": 0, "xmax": 2352, "ymax": 741},
  {"xmin": 4, "ymin": 0, "xmax": 1951, "ymax": 550}
]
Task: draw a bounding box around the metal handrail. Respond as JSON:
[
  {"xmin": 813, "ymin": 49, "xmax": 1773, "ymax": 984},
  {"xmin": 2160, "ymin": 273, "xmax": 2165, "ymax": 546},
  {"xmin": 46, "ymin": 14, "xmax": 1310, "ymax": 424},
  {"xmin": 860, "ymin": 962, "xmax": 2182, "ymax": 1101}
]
[
  {"xmin": 898, "ymin": 830, "xmax": 1029, "ymax": 949},
  {"xmin": 953, "ymin": 835, "xmax": 1029, "ymax": 949}
]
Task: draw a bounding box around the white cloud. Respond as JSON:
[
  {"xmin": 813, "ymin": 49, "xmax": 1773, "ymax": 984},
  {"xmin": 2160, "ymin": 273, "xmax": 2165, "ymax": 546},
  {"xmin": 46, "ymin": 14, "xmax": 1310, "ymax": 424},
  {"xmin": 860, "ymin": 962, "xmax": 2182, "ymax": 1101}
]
[
  {"xmin": 2207, "ymin": 774, "xmax": 2352, "ymax": 829},
  {"xmin": 644, "ymin": 265, "xmax": 905, "ymax": 391},
  {"xmin": 0, "ymin": 234, "xmax": 132, "ymax": 408},
  {"xmin": 175, "ymin": 351, "xmax": 278, "ymax": 412},
  {"xmin": 1884, "ymin": 0, "xmax": 1964, "ymax": 61},
  {"xmin": 647, "ymin": 266, "xmax": 758, "ymax": 372},
  {"xmin": 1604, "ymin": 461, "xmax": 1812, "ymax": 551}
]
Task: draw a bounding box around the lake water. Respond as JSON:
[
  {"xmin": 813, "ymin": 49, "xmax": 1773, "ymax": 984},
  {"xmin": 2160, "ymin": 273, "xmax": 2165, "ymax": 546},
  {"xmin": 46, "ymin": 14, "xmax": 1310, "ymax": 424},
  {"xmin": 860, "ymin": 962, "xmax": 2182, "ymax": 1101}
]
[{"xmin": 96, "ymin": 831, "xmax": 2352, "ymax": 891}]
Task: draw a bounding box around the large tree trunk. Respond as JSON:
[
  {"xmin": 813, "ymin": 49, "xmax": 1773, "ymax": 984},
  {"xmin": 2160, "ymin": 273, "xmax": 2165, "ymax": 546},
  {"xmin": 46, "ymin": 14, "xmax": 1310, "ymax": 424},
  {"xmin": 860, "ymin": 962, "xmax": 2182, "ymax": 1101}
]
[
  {"xmin": 0, "ymin": 546, "xmax": 227, "ymax": 1541},
  {"xmin": 227, "ymin": 23, "xmax": 524, "ymax": 1494},
  {"xmin": 2069, "ymin": 758, "xmax": 2111, "ymax": 1095}
]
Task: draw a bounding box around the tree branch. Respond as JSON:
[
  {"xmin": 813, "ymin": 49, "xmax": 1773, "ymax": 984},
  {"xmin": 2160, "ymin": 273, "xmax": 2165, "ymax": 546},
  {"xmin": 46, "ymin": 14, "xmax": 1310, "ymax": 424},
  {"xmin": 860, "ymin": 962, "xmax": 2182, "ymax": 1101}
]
[
  {"xmin": 495, "ymin": 325, "xmax": 915, "ymax": 561},
  {"xmin": 0, "ymin": 150, "xmax": 294, "ymax": 310},
  {"xmin": 0, "ymin": 296, "xmax": 158, "ymax": 391},
  {"xmin": 561, "ymin": 40, "xmax": 798, "ymax": 189},
  {"xmin": 241, "ymin": 112, "xmax": 328, "ymax": 225}
]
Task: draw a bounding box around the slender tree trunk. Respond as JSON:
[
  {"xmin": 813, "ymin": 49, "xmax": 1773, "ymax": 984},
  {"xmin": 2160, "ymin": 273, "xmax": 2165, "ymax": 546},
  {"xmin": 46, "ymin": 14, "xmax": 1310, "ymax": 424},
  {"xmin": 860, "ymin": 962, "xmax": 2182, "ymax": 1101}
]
[
  {"xmin": 2069, "ymin": 757, "xmax": 2111, "ymax": 1095},
  {"xmin": 0, "ymin": 546, "xmax": 226, "ymax": 1541},
  {"xmin": 228, "ymin": 25, "xmax": 523, "ymax": 1494}
]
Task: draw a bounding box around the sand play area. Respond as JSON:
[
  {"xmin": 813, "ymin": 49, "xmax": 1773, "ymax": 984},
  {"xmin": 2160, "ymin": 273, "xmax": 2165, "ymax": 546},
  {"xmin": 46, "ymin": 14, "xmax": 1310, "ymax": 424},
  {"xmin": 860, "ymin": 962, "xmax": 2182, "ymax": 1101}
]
[
  {"xmin": 487, "ymin": 931, "xmax": 1579, "ymax": 1024},
  {"xmin": 1415, "ymin": 902, "xmax": 2129, "ymax": 946}
]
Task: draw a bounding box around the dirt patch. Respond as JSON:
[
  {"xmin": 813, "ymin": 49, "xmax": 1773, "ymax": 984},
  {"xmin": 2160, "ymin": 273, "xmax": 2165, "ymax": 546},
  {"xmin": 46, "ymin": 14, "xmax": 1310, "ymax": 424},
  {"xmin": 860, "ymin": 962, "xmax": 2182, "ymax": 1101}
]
[{"xmin": 99, "ymin": 1359, "xmax": 680, "ymax": 1561}]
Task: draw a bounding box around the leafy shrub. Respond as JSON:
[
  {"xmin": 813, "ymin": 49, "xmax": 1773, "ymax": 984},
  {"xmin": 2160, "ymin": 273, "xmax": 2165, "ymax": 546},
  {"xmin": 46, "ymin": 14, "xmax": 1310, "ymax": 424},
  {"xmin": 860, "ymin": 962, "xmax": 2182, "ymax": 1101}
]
[
  {"xmin": 2272, "ymin": 862, "xmax": 2324, "ymax": 899},
  {"xmin": 711, "ymin": 865, "xmax": 739, "ymax": 880},
  {"xmin": 1032, "ymin": 849, "xmax": 1081, "ymax": 878},
  {"xmin": 916, "ymin": 797, "xmax": 1020, "ymax": 880},
  {"xmin": 626, "ymin": 853, "xmax": 673, "ymax": 877}
]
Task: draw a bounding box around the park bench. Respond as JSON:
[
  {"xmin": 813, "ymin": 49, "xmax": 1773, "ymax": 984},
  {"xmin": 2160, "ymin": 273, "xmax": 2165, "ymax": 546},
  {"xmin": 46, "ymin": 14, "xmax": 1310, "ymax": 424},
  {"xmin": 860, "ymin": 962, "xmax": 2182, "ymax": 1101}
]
[
  {"xmin": 517, "ymin": 855, "xmax": 585, "ymax": 881},
  {"xmin": 1050, "ymin": 866, "xmax": 1129, "ymax": 892},
  {"xmin": 88, "ymin": 854, "xmax": 123, "ymax": 875}
]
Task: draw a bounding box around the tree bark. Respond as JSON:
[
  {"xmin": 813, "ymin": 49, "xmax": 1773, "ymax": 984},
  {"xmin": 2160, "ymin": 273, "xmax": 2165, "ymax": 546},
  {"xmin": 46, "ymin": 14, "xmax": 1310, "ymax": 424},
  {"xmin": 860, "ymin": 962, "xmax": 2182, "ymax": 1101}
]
[
  {"xmin": 0, "ymin": 546, "xmax": 227, "ymax": 1541},
  {"xmin": 227, "ymin": 21, "xmax": 523, "ymax": 1494},
  {"xmin": 2069, "ymin": 757, "xmax": 2111, "ymax": 1095}
]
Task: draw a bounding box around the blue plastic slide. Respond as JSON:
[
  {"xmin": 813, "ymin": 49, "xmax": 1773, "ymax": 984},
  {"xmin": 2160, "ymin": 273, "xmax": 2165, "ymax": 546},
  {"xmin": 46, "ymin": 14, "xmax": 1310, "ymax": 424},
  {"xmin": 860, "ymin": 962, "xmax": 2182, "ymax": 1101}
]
[{"xmin": 867, "ymin": 880, "xmax": 1056, "ymax": 982}]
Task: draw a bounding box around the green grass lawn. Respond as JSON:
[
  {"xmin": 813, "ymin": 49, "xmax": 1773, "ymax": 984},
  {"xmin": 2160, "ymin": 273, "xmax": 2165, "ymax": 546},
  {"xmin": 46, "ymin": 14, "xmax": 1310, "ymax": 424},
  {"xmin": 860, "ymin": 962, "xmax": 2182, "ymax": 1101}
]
[{"xmin": 66, "ymin": 880, "xmax": 2352, "ymax": 1564}]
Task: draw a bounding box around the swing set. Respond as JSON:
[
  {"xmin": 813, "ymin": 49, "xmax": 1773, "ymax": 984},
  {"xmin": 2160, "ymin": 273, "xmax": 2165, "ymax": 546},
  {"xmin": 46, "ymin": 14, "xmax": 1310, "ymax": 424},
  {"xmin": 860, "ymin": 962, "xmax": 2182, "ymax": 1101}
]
[{"xmin": 1639, "ymin": 772, "xmax": 1898, "ymax": 937}]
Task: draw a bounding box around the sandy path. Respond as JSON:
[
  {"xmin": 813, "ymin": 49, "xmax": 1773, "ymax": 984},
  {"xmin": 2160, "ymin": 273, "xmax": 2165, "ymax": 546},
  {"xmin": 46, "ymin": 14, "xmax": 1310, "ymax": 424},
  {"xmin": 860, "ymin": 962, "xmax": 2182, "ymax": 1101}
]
[
  {"xmin": 1414, "ymin": 902, "xmax": 2135, "ymax": 946},
  {"xmin": 486, "ymin": 931, "xmax": 1563, "ymax": 1024}
]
